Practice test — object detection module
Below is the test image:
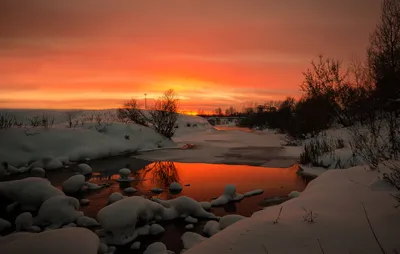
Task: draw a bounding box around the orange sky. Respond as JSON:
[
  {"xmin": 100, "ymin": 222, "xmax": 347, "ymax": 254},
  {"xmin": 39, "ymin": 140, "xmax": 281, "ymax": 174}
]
[{"xmin": 0, "ymin": 0, "xmax": 381, "ymax": 112}]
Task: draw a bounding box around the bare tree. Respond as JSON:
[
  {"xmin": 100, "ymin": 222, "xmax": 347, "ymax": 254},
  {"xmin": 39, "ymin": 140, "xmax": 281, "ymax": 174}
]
[{"xmin": 65, "ymin": 111, "xmax": 81, "ymax": 128}]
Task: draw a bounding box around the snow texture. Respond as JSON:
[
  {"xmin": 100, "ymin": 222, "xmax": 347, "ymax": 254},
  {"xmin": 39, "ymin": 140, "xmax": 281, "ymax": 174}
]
[
  {"xmin": 243, "ymin": 189, "xmax": 264, "ymax": 197},
  {"xmin": 211, "ymin": 184, "xmax": 244, "ymax": 206},
  {"xmin": 0, "ymin": 177, "xmax": 64, "ymax": 211},
  {"xmin": 62, "ymin": 174, "xmax": 86, "ymax": 194},
  {"xmin": 34, "ymin": 196, "xmax": 83, "ymax": 228},
  {"xmin": 185, "ymin": 224, "xmax": 194, "ymax": 230},
  {"xmin": 219, "ymin": 215, "xmax": 246, "ymax": 230},
  {"xmin": 199, "ymin": 202, "xmax": 212, "ymax": 210},
  {"xmin": 184, "ymin": 216, "xmax": 198, "ymax": 224},
  {"xmin": 181, "ymin": 232, "xmax": 206, "ymax": 250},
  {"xmin": 45, "ymin": 158, "xmax": 63, "ymax": 170},
  {"xmin": 15, "ymin": 212, "xmax": 33, "ymax": 231},
  {"xmin": 78, "ymin": 163, "xmax": 92, "ymax": 175},
  {"xmin": 131, "ymin": 241, "xmax": 141, "ymax": 250},
  {"xmin": 77, "ymin": 216, "xmax": 100, "ymax": 227},
  {"xmin": 288, "ymin": 191, "xmax": 301, "ymax": 198},
  {"xmin": 85, "ymin": 182, "xmax": 103, "ymax": 190},
  {"xmin": 107, "ymin": 192, "xmax": 124, "ymax": 205},
  {"xmin": 203, "ymin": 221, "xmax": 220, "ymax": 236},
  {"xmin": 0, "ymin": 227, "xmax": 100, "ymax": 254},
  {"xmin": 62, "ymin": 223, "xmax": 77, "ymax": 228},
  {"xmin": 150, "ymin": 224, "xmax": 165, "ymax": 235},
  {"xmin": 144, "ymin": 242, "xmax": 169, "ymax": 254},
  {"xmin": 31, "ymin": 167, "xmax": 46, "ymax": 177}
]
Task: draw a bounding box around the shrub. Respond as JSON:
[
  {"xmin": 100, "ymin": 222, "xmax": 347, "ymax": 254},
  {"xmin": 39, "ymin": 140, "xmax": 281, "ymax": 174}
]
[{"xmin": 0, "ymin": 113, "xmax": 22, "ymax": 130}]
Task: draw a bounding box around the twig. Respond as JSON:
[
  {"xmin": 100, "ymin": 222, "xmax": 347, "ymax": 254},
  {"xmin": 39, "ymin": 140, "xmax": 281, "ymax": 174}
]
[
  {"xmin": 273, "ymin": 206, "xmax": 283, "ymax": 224},
  {"xmin": 261, "ymin": 244, "xmax": 269, "ymax": 253},
  {"xmin": 317, "ymin": 238, "xmax": 325, "ymax": 254},
  {"xmin": 361, "ymin": 202, "xmax": 387, "ymax": 254}
]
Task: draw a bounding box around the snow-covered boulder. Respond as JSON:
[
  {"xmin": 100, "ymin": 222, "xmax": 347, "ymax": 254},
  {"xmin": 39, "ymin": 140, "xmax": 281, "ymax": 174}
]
[
  {"xmin": 0, "ymin": 177, "xmax": 64, "ymax": 210},
  {"xmin": 31, "ymin": 167, "xmax": 46, "ymax": 177},
  {"xmin": 78, "ymin": 163, "xmax": 92, "ymax": 175},
  {"xmin": 2, "ymin": 162, "xmax": 20, "ymax": 174},
  {"xmin": 169, "ymin": 182, "xmax": 183, "ymax": 192},
  {"xmin": 45, "ymin": 158, "xmax": 63, "ymax": 170},
  {"xmin": 85, "ymin": 182, "xmax": 103, "ymax": 190},
  {"xmin": 118, "ymin": 168, "xmax": 131, "ymax": 179},
  {"xmin": 62, "ymin": 174, "xmax": 85, "ymax": 194},
  {"xmin": 18, "ymin": 166, "xmax": 30, "ymax": 173},
  {"xmin": 185, "ymin": 224, "xmax": 194, "ymax": 230},
  {"xmin": 97, "ymin": 196, "xmax": 165, "ymax": 245},
  {"xmin": 150, "ymin": 223, "xmax": 165, "ymax": 235},
  {"xmin": 80, "ymin": 199, "xmax": 90, "ymax": 205},
  {"xmin": 107, "ymin": 192, "xmax": 124, "ymax": 205},
  {"xmin": 130, "ymin": 241, "xmax": 141, "ymax": 250},
  {"xmin": 15, "ymin": 212, "xmax": 33, "ymax": 231},
  {"xmin": 185, "ymin": 216, "xmax": 198, "ymax": 224},
  {"xmin": 203, "ymin": 220, "xmax": 220, "ymax": 236},
  {"xmin": 199, "ymin": 201, "xmax": 212, "ymax": 210},
  {"xmin": 0, "ymin": 218, "xmax": 11, "ymax": 232},
  {"xmin": 244, "ymin": 189, "xmax": 264, "ymax": 197},
  {"xmin": 144, "ymin": 242, "xmax": 170, "ymax": 254},
  {"xmin": 77, "ymin": 216, "xmax": 100, "ymax": 227},
  {"xmin": 219, "ymin": 214, "xmax": 246, "ymax": 230},
  {"xmin": 288, "ymin": 191, "xmax": 301, "ymax": 199},
  {"xmin": 34, "ymin": 196, "xmax": 83, "ymax": 228},
  {"xmin": 154, "ymin": 196, "xmax": 217, "ymax": 220},
  {"xmin": 211, "ymin": 184, "xmax": 244, "ymax": 206},
  {"xmin": 181, "ymin": 232, "xmax": 206, "ymax": 250},
  {"xmin": 124, "ymin": 187, "xmax": 137, "ymax": 193},
  {"xmin": 0, "ymin": 227, "xmax": 100, "ymax": 254}
]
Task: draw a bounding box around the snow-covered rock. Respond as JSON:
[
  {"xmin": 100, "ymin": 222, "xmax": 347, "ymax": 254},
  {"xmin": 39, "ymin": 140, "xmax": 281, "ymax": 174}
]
[
  {"xmin": 219, "ymin": 214, "xmax": 246, "ymax": 230},
  {"xmin": 0, "ymin": 218, "xmax": 11, "ymax": 232},
  {"xmin": 107, "ymin": 246, "xmax": 116, "ymax": 254},
  {"xmin": 18, "ymin": 166, "xmax": 30, "ymax": 173},
  {"xmin": 243, "ymin": 189, "xmax": 264, "ymax": 197},
  {"xmin": 77, "ymin": 216, "xmax": 100, "ymax": 227},
  {"xmin": 181, "ymin": 232, "xmax": 206, "ymax": 250},
  {"xmin": 34, "ymin": 196, "xmax": 83, "ymax": 228},
  {"xmin": 62, "ymin": 174, "xmax": 86, "ymax": 194},
  {"xmin": 199, "ymin": 201, "xmax": 212, "ymax": 210},
  {"xmin": 45, "ymin": 158, "xmax": 63, "ymax": 170},
  {"xmin": 78, "ymin": 163, "xmax": 92, "ymax": 175},
  {"xmin": 15, "ymin": 212, "xmax": 33, "ymax": 231},
  {"xmin": 80, "ymin": 199, "xmax": 90, "ymax": 205},
  {"xmin": 107, "ymin": 192, "xmax": 124, "ymax": 205},
  {"xmin": 31, "ymin": 167, "xmax": 46, "ymax": 177},
  {"xmin": 288, "ymin": 190, "xmax": 301, "ymax": 198},
  {"xmin": 130, "ymin": 241, "xmax": 141, "ymax": 250},
  {"xmin": 0, "ymin": 227, "xmax": 100, "ymax": 254},
  {"xmin": 151, "ymin": 188, "xmax": 163, "ymax": 193},
  {"xmin": 169, "ymin": 182, "xmax": 183, "ymax": 192},
  {"xmin": 99, "ymin": 243, "xmax": 108, "ymax": 254},
  {"xmin": 150, "ymin": 223, "xmax": 165, "ymax": 235},
  {"xmin": 185, "ymin": 224, "xmax": 194, "ymax": 230},
  {"xmin": 184, "ymin": 216, "xmax": 198, "ymax": 224},
  {"xmin": 63, "ymin": 223, "xmax": 77, "ymax": 228},
  {"xmin": 118, "ymin": 168, "xmax": 131, "ymax": 179},
  {"xmin": 203, "ymin": 220, "xmax": 220, "ymax": 236},
  {"xmin": 0, "ymin": 177, "xmax": 64, "ymax": 210},
  {"xmin": 85, "ymin": 182, "xmax": 103, "ymax": 190},
  {"xmin": 211, "ymin": 184, "xmax": 244, "ymax": 206},
  {"xmin": 144, "ymin": 242, "xmax": 169, "ymax": 254},
  {"xmin": 2, "ymin": 162, "xmax": 20, "ymax": 174},
  {"xmin": 124, "ymin": 187, "xmax": 137, "ymax": 193}
]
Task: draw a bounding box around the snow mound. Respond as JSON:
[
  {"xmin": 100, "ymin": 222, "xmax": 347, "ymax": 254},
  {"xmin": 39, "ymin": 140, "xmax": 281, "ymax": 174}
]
[
  {"xmin": 31, "ymin": 167, "xmax": 46, "ymax": 177},
  {"xmin": 288, "ymin": 191, "xmax": 301, "ymax": 198},
  {"xmin": 185, "ymin": 224, "xmax": 194, "ymax": 230},
  {"xmin": 169, "ymin": 182, "xmax": 183, "ymax": 192},
  {"xmin": 0, "ymin": 177, "xmax": 64, "ymax": 210},
  {"xmin": 45, "ymin": 158, "xmax": 63, "ymax": 170},
  {"xmin": 63, "ymin": 223, "xmax": 77, "ymax": 228},
  {"xmin": 144, "ymin": 242, "xmax": 170, "ymax": 254},
  {"xmin": 118, "ymin": 168, "xmax": 131, "ymax": 179},
  {"xmin": 77, "ymin": 216, "xmax": 100, "ymax": 227},
  {"xmin": 124, "ymin": 187, "xmax": 137, "ymax": 193},
  {"xmin": 150, "ymin": 223, "xmax": 165, "ymax": 235},
  {"xmin": 34, "ymin": 196, "xmax": 83, "ymax": 228},
  {"xmin": 219, "ymin": 214, "xmax": 246, "ymax": 230},
  {"xmin": 131, "ymin": 241, "xmax": 141, "ymax": 250},
  {"xmin": 243, "ymin": 189, "xmax": 264, "ymax": 197},
  {"xmin": 181, "ymin": 232, "xmax": 206, "ymax": 250},
  {"xmin": 199, "ymin": 201, "xmax": 211, "ymax": 210},
  {"xmin": 107, "ymin": 192, "xmax": 124, "ymax": 205},
  {"xmin": 62, "ymin": 174, "xmax": 86, "ymax": 194},
  {"xmin": 0, "ymin": 218, "xmax": 11, "ymax": 232},
  {"xmin": 15, "ymin": 212, "xmax": 33, "ymax": 231},
  {"xmin": 211, "ymin": 184, "xmax": 244, "ymax": 206},
  {"xmin": 99, "ymin": 243, "xmax": 108, "ymax": 253},
  {"xmin": 80, "ymin": 199, "xmax": 90, "ymax": 205},
  {"xmin": 0, "ymin": 227, "xmax": 100, "ymax": 254},
  {"xmin": 151, "ymin": 188, "xmax": 163, "ymax": 193},
  {"xmin": 85, "ymin": 182, "xmax": 103, "ymax": 190},
  {"xmin": 185, "ymin": 216, "xmax": 198, "ymax": 224},
  {"xmin": 154, "ymin": 196, "xmax": 217, "ymax": 220},
  {"xmin": 203, "ymin": 220, "xmax": 220, "ymax": 236},
  {"xmin": 78, "ymin": 163, "xmax": 92, "ymax": 175},
  {"xmin": 97, "ymin": 196, "xmax": 165, "ymax": 245}
]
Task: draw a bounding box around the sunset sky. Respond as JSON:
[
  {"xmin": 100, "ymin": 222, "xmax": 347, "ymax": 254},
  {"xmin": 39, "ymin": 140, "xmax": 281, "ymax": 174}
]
[{"xmin": 0, "ymin": 0, "xmax": 381, "ymax": 112}]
